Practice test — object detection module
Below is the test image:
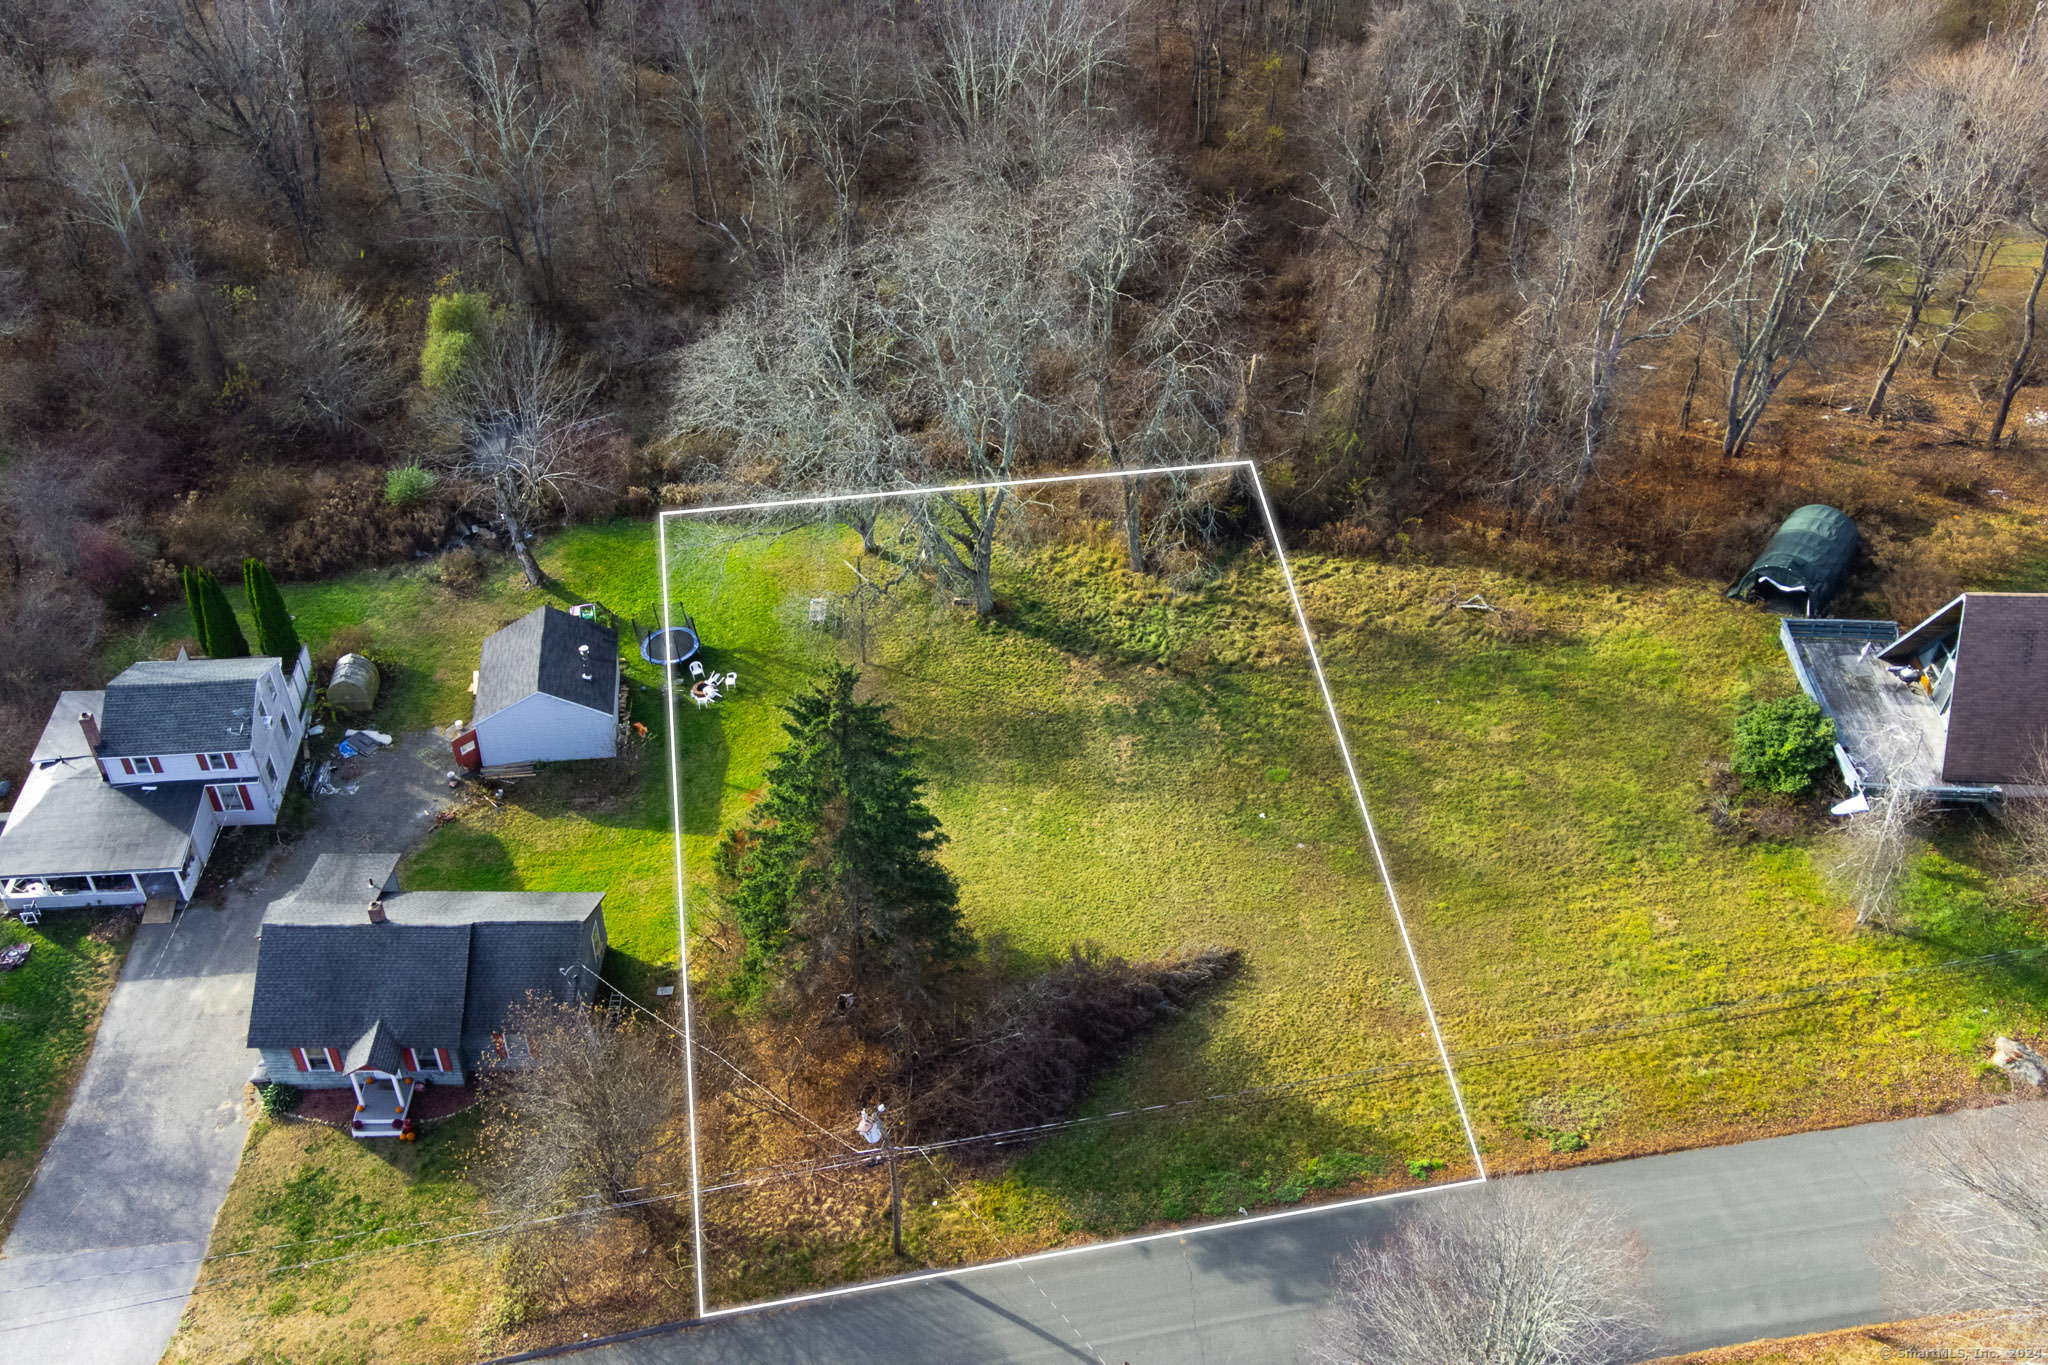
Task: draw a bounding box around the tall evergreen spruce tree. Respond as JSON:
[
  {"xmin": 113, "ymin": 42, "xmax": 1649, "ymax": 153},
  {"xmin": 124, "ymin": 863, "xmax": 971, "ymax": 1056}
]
[
  {"xmin": 243, "ymin": 559, "xmax": 301, "ymax": 665},
  {"xmin": 182, "ymin": 567, "xmax": 208, "ymax": 654},
  {"xmin": 716, "ymin": 666, "xmax": 970, "ymax": 1017},
  {"xmin": 194, "ymin": 567, "xmax": 250, "ymax": 659}
]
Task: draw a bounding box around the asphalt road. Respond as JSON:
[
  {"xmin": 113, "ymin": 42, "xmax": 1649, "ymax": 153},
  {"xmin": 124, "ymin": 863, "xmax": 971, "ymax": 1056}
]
[
  {"xmin": 547, "ymin": 1105, "xmax": 2023, "ymax": 1365},
  {"xmin": 0, "ymin": 733, "xmax": 453, "ymax": 1365}
]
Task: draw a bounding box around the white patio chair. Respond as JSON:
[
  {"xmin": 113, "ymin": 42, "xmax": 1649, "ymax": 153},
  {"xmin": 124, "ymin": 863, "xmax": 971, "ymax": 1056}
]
[
  {"xmin": 691, "ymin": 690, "xmax": 712, "ymax": 709},
  {"xmin": 723, "ymin": 672, "xmax": 738, "ymax": 689},
  {"xmin": 688, "ymin": 661, "xmax": 705, "ymax": 680}
]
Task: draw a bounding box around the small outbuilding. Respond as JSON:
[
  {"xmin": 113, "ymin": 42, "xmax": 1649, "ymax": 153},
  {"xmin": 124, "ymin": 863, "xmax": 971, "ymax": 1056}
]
[
  {"xmin": 1780, "ymin": 591, "xmax": 2048, "ymax": 802},
  {"xmin": 327, "ymin": 653, "xmax": 380, "ymax": 713},
  {"xmin": 451, "ymin": 605, "xmax": 619, "ymax": 770},
  {"xmin": 1727, "ymin": 504, "xmax": 1859, "ymax": 617}
]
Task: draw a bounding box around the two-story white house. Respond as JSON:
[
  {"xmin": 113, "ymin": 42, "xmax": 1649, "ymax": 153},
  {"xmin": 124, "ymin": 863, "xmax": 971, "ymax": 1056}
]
[{"xmin": 0, "ymin": 648, "xmax": 313, "ymax": 912}]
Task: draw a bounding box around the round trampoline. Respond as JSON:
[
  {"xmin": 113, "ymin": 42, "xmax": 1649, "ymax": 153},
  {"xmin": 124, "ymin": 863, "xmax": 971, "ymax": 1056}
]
[{"xmin": 641, "ymin": 625, "xmax": 701, "ymax": 666}]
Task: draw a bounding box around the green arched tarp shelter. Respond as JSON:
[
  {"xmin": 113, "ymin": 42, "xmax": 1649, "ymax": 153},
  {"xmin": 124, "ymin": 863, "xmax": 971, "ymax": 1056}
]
[{"xmin": 1726, "ymin": 504, "xmax": 1858, "ymax": 617}]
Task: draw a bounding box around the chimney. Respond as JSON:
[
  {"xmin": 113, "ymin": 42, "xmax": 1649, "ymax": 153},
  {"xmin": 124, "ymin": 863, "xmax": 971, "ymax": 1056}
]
[
  {"xmin": 367, "ymin": 899, "xmax": 387, "ymax": 924},
  {"xmin": 79, "ymin": 711, "xmax": 107, "ymax": 782}
]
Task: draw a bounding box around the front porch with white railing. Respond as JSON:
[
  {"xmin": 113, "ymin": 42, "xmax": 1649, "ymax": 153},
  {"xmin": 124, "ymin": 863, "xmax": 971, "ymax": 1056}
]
[{"xmin": 348, "ymin": 1073, "xmax": 419, "ymax": 1139}]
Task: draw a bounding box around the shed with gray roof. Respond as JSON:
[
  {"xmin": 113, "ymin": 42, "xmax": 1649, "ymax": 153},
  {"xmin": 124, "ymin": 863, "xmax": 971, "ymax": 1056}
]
[{"xmin": 452, "ymin": 606, "xmax": 619, "ymax": 770}]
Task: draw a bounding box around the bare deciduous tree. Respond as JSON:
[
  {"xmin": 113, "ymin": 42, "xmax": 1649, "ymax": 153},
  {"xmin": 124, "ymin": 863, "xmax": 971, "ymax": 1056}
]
[
  {"xmin": 1307, "ymin": 1179, "xmax": 1656, "ymax": 1365},
  {"xmin": 428, "ymin": 315, "xmax": 612, "ymax": 586},
  {"xmin": 875, "ymin": 180, "xmax": 1056, "ymax": 615},
  {"xmin": 136, "ymin": 0, "xmax": 334, "ymax": 256},
  {"xmin": 1863, "ymin": 45, "xmax": 2034, "ymax": 419},
  {"xmin": 670, "ymin": 249, "xmax": 912, "ymax": 551},
  {"xmin": 413, "ymin": 43, "xmax": 576, "ymax": 304},
  {"xmin": 478, "ymin": 997, "xmax": 686, "ymax": 1241},
  {"xmin": 57, "ymin": 113, "xmax": 159, "ymax": 326},
  {"xmin": 253, "ymin": 278, "xmax": 401, "ymax": 436},
  {"xmin": 1829, "ymin": 725, "xmax": 1934, "ymax": 928},
  {"xmin": 1711, "ymin": 0, "xmax": 1924, "ymax": 459},
  {"xmin": 1053, "ymin": 138, "xmax": 1241, "ymax": 570},
  {"xmin": 1883, "ymin": 1103, "xmax": 2048, "ymax": 1328}
]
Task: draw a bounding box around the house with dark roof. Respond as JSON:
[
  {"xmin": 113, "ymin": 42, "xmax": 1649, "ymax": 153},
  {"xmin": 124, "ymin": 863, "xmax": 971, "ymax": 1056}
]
[
  {"xmin": 451, "ymin": 606, "xmax": 619, "ymax": 770},
  {"xmin": 0, "ymin": 648, "xmax": 312, "ymax": 912},
  {"xmin": 1780, "ymin": 592, "xmax": 2048, "ymax": 805},
  {"xmin": 247, "ymin": 853, "xmax": 606, "ymax": 1138}
]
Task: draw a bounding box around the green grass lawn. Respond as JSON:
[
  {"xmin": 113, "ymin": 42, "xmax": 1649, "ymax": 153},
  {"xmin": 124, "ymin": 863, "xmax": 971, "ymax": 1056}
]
[
  {"xmin": 0, "ymin": 912, "xmax": 131, "ymax": 1243},
  {"xmin": 165, "ymin": 1115, "xmax": 496, "ymax": 1365},
  {"xmin": 156, "ymin": 510, "xmax": 2048, "ymax": 1344}
]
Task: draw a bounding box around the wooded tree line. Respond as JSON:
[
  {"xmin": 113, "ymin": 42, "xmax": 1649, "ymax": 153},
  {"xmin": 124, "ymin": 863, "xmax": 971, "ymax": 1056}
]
[{"xmin": 2, "ymin": 0, "xmax": 2046, "ymax": 763}]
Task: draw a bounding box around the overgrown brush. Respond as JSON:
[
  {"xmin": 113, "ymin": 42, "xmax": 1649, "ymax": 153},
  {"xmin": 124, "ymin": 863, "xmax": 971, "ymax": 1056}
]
[{"xmin": 903, "ymin": 945, "xmax": 1241, "ymax": 1141}]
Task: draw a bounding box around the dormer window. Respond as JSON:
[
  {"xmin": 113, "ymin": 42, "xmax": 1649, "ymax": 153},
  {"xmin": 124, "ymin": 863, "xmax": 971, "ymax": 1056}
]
[
  {"xmin": 119, "ymin": 757, "xmax": 165, "ymax": 775},
  {"xmin": 197, "ymin": 753, "xmax": 238, "ymax": 771}
]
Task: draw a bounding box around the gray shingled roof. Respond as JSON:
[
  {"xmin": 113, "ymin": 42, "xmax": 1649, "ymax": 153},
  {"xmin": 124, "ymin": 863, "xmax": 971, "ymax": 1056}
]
[
  {"xmin": 98, "ymin": 657, "xmax": 282, "ymax": 758},
  {"xmin": 249, "ymin": 854, "xmax": 603, "ymax": 1049},
  {"xmin": 344, "ymin": 1019, "xmax": 403, "ymax": 1075},
  {"xmin": 473, "ymin": 607, "xmax": 619, "ymax": 723},
  {"xmin": 31, "ymin": 692, "xmax": 105, "ymax": 766},
  {"xmin": 247, "ymin": 922, "xmax": 473, "ymax": 1048},
  {"xmin": 0, "ymin": 765, "xmax": 201, "ymax": 878},
  {"xmin": 464, "ymin": 920, "xmax": 592, "ymax": 1034}
]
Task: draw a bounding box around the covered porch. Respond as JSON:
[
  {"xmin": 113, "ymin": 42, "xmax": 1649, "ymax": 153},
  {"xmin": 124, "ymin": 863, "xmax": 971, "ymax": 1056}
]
[
  {"xmin": 344, "ymin": 1019, "xmax": 419, "ymax": 1139},
  {"xmin": 348, "ymin": 1072, "xmax": 419, "ymax": 1139}
]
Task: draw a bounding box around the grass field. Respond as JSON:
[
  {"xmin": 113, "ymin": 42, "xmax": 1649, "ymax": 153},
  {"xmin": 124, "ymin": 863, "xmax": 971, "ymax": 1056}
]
[
  {"xmin": 0, "ymin": 911, "xmax": 132, "ymax": 1244},
  {"xmin": 164, "ymin": 1115, "xmax": 495, "ymax": 1365},
  {"xmin": 154, "ymin": 506, "xmax": 2048, "ymax": 1350}
]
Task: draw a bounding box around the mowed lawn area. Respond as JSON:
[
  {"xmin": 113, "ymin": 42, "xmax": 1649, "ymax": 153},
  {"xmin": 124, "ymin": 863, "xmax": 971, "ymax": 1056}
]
[
  {"xmin": 154, "ymin": 512, "xmax": 2048, "ymax": 1349},
  {"xmin": 0, "ymin": 912, "xmax": 131, "ymax": 1244}
]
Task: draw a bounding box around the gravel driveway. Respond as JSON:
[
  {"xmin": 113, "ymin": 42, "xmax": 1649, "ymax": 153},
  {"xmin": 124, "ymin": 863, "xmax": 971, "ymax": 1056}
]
[{"xmin": 0, "ymin": 732, "xmax": 455, "ymax": 1364}]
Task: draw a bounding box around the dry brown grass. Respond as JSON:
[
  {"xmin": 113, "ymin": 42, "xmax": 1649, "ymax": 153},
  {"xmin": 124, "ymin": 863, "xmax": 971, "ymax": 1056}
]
[{"xmin": 1647, "ymin": 1314, "xmax": 2040, "ymax": 1363}]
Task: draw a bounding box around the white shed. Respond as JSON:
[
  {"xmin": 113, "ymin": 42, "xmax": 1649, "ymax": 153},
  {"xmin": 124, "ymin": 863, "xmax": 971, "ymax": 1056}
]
[{"xmin": 453, "ymin": 606, "xmax": 619, "ymax": 769}]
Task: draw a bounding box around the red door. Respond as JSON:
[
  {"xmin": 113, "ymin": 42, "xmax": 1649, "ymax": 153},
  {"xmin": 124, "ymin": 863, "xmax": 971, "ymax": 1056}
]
[{"xmin": 451, "ymin": 729, "xmax": 482, "ymax": 770}]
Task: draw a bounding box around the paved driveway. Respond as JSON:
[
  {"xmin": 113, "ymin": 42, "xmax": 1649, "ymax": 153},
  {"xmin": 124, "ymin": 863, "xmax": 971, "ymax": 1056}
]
[
  {"xmin": 546, "ymin": 1106, "xmax": 2026, "ymax": 1365},
  {"xmin": 0, "ymin": 733, "xmax": 453, "ymax": 1364}
]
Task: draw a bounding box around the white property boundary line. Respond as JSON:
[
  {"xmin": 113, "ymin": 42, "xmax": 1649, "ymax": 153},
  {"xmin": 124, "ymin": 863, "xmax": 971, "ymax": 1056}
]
[{"xmin": 654, "ymin": 458, "xmax": 1487, "ymax": 1326}]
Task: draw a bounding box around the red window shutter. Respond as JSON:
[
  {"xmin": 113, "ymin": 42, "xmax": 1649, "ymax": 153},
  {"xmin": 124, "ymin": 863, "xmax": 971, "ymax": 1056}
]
[
  {"xmin": 226, "ymin": 753, "xmax": 238, "ymax": 770},
  {"xmin": 196, "ymin": 754, "xmax": 208, "ymax": 771},
  {"xmin": 120, "ymin": 757, "xmax": 135, "ymax": 775},
  {"xmin": 291, "ymin": 1048, "xmax": 309, "ymax": 1072},
  {"xmin": 493, "ymin": 1031, "xmax": 507, "ymax": 1059},
  {"xmin": 238, "ymin": 785, "xmax": 254, "ymax": 809},
  {"xmin": 207, "ymin": 787, "xmax": 223, "ymax": 812},
  {"xmin": 325, "ymin": 1047, "xmax": 342, "ymax": 1070},
  {"xmin": 151, "ymin": 757, "xmax": 164, "ymax": 773},
  {"xmin": 402, "ymin": 1048, "xmax": 417, "ymax": 1071},
  {"xmin": 435, "ymin": 1048, "xmax": 452, "ymax": 1072}
]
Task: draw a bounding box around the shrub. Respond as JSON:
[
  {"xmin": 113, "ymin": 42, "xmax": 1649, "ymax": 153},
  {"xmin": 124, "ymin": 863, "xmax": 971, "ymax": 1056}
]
[
  {"xmin": 903, "ymin": 945, "xmax": 1242, "ymax": 1140},
  {"xmin": 385, "ymin": 463, "xmax": 438, "ymax": 508},
  {"xmin": 1732, "ymin": 695, "xmax": 1838, "ymax": 796},
  {"xmin": 420, "ymin": 292, "xmax": 491, "ymax": 389},
  {"xmin": 256, "ymin": 1082, "xmax": 302, "ymax": 1118},
  {"xmin": 435, "ymin": 546, "xmax": 487, "ymax": 595}
]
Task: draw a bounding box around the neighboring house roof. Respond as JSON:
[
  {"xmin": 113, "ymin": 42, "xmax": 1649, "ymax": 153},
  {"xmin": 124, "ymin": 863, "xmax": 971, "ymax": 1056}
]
[
  {"xmin": 1895, "ymin": 593, "xmax": 2048, "ymax": 786},
  {"xmin": 0, "ymin": 764, "xmax": 201, "ymax": 878},
  {"xmin": 473, "ymin": 607, "xmax": 619, "ymax": 725},
  {"xmin": 248, "ymin": 854, "xmax": 603, "ymax": 1050},
  {"xmin": 97, "ymin": 657, "xmax": 282, "ymax": 757},
  {"xmin": 1727, "ymin": 505, "xmax": 1859, "ymax": 615},
  {"xmin": 31, "ymin": 691, "xmax": 105, "ymax": 766}
]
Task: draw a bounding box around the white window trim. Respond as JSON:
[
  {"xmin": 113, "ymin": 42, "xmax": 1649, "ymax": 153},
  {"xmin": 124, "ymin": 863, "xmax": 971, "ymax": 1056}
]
[{"xmin": 303, "ymin": 1049, "xmax": 336, "ymax": 1072}]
